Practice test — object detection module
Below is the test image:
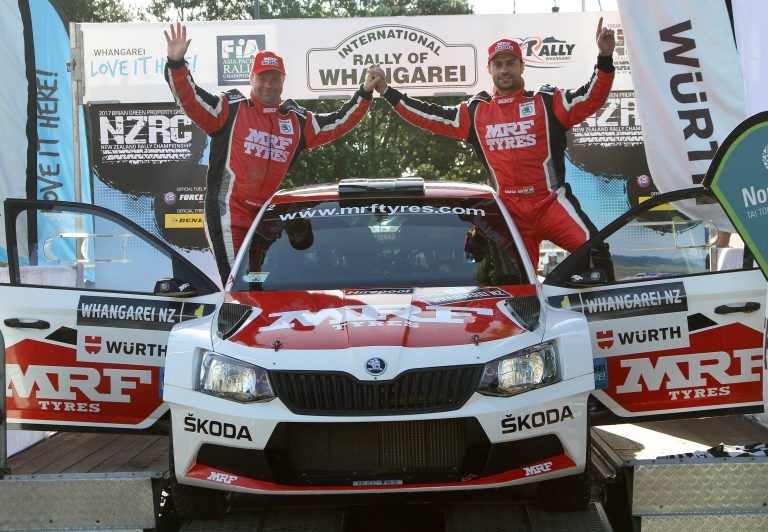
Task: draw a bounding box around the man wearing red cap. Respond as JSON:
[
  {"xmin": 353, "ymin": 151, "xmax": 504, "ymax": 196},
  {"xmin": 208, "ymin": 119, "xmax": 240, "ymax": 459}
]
[
  {"xmin": 371, "ymin": 19, "xmax": 616, "ymax": 266},
  {"xmin": 164, "ymin": 22, "xmax": 379, "ymax": 285}
]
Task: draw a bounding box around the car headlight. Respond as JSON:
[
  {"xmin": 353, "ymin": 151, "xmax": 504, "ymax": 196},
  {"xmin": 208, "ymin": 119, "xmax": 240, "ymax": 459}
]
[
  {"xmin": 477, "ymin": 343, "xmax": 559, "ymax": 396},
  {"xmin": 198, "ymin": 352, "xmax": 275, "ymax": 403}
]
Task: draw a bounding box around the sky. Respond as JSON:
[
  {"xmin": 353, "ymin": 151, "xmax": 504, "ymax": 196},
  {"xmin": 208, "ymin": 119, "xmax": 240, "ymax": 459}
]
[
  {"xmin": 128, "ymin": 0, "xmax": 620, "ymax": 18},
  {"xmin": 471, "ymin": 0, "xmax": 618, "ymax": 14}
]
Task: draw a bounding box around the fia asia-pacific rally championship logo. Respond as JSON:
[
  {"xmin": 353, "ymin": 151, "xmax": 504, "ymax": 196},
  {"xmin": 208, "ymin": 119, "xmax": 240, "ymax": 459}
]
[{"xmin": 217, "ymin": 34, "xmax": 266, "ymax": 85}]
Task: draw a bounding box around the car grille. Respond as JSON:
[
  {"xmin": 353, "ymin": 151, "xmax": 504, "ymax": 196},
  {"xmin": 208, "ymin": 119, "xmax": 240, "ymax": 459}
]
[
  {"xmin": 195, "ymin": 420, "xmax": 565, "ymax": 487},
  {"xmin": 287, "ymin": 419, "xmax": 466, "ymax": 475},
  {"xmin": 270, "ymin": 365, "xmax": 483, "ymax": 415}
]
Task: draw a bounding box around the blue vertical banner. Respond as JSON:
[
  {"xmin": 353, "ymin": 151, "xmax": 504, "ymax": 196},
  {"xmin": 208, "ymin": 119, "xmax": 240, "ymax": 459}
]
[
  {"xmin": 704, "ymin": 112, "xmax": 768, "ymax": 280},
  {"xmin": 0, "ymin": 0, "xmax": 28, "ymax": 263},
  {"xmin": 29, "ymin": 0, "xmax": 77, "ymax": 203}
]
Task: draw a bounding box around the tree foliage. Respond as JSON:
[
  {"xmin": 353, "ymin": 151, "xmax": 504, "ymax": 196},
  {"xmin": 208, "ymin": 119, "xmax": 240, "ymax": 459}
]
[
  {"xmin": 143, "ymin": 0, "xmax": 475, "ymax": 20},
  {"xmin": 56, "ymin": 0, "xmax": 135, "ymax": 23},
  {"xmin": 147, "ymin": 0, "xmax": 489, "ymax": 187}
]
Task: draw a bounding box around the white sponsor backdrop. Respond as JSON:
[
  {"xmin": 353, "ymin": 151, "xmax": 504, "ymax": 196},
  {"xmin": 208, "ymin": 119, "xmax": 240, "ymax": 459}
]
[
  {"xmin": 79, "ymin": 12, "xmax": 629, "ymax": 103},
  {"xmin": 733, "ymin": 0, "xmax": 768, "ymax": 116}
]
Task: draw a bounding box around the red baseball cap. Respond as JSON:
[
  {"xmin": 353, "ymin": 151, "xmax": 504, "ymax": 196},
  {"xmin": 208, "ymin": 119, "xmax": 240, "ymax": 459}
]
[
  {"xmin": 487, "ymin": 39, "xmax": 523, "ymax": 63},
  {"xmin": 251, "ymin": 50, "xmax": 286, "ymax": 75}
]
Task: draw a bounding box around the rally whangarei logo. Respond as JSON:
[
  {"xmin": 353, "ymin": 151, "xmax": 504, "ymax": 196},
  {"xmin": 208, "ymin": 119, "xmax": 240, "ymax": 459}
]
[{"xmin": 517, "ymin": 35, "xmax": 577, "ymax": 68}]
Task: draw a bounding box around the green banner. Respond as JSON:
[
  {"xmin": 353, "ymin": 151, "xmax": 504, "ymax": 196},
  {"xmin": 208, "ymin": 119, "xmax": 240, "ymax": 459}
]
[{"xmin": 704, "ymin": 111, "xmax": 768, "ymax": 280}]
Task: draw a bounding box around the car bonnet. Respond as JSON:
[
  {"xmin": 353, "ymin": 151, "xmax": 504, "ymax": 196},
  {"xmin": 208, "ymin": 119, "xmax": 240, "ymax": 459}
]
[{"xmin": 222, "ymin": 285, "xmax": 539, "ymax": 350}]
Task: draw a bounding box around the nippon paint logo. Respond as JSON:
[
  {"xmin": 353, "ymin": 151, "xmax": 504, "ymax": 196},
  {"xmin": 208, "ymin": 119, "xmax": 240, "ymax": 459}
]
[
  {"xmin": 519, "ymin": 35, "xmax": 577, "ymax": 68},
  {"xmin": 216, "ymin": 34, "xmax": 266, "ymax": 85}
]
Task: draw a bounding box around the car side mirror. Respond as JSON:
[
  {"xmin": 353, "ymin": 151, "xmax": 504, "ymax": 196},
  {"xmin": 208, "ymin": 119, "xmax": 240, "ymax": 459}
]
[
  {"xmin": 563, "ymin": 268, "xmax": 608, "ymax": 288},
  {"xmin": 154, "ymin": 278, "xmax": 198, "ymax": 298}
]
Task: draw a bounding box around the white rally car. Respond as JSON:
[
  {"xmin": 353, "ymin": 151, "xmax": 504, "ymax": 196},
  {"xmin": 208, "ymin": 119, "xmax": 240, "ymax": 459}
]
[{"xmin": 1, "ymin": 180, "xmax": 765, "ymax": 520}]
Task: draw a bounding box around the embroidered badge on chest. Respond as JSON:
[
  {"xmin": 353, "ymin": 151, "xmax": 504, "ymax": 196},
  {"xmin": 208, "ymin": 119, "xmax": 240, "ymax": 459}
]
[
  {"xmin": 279, "ymin": 119, "xmax": 294, "ymax": 135},
  {"xmin": 519, "ymin": 102, "xmax": 535, "ymax": 117}
]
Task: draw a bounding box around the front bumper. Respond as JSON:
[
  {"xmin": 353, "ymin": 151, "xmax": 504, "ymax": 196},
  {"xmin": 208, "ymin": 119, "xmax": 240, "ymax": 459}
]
[{"xmin": 166, "ymin": 373, "xmax": 593, "ymax": 495}]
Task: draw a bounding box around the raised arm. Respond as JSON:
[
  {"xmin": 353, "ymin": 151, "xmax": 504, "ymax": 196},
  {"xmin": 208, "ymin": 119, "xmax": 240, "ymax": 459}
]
[
  {"xmin": 369, "ymin": 63, "xmax": 471, "ymax": 141},
  {"xmin": 550, "ymin": 17, "xmax": 616, "ymax": 128},
  {"xmin": 163, "ymin": 22, "xmax": 230, "ymax": 135}
]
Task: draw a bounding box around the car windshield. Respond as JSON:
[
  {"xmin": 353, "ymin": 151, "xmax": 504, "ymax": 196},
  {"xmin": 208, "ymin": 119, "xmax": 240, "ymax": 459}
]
[{"xmin": 230, "ymin": 197, "xmax": 528, "ymax": 291}]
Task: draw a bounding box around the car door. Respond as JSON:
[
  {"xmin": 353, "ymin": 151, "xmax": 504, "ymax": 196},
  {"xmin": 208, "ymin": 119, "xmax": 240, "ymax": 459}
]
[
  {"xmin": 1, "ymin": 199, "xmax": 221, "ymax": 432},
  {"xmin": 542, "ymin": 188, "xmax": 766, "ymax": 422}
]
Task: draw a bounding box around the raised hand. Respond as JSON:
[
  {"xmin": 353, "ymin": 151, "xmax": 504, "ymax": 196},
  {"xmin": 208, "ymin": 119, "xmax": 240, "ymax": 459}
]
[
  {"xmin": 363, "ymin": 65, "xmax": 379, "ymax": 93},
  {"xmin": 367, "ymin": 64, "xmax": 388, "ymax": 94},
  {"xmin": 164, "ymin": 22, "xmax": 191, "ymax": 61},
  {"xmin": 596, "ymin": 16, "xmax": 616, "ymax": 57}
]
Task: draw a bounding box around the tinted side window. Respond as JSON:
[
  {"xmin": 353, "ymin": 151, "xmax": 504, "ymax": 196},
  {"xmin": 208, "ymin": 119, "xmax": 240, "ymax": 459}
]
[
  {"xmin": 547, "ymin": 191, "xmax": 756, "ymax": 287},
  {"xmin": 606, "ymin": 197, "xmax": 752, "ymax": 282},
  {"xmin": 2, "ymin": 204, "xmax": 214, "ymax": 294}
]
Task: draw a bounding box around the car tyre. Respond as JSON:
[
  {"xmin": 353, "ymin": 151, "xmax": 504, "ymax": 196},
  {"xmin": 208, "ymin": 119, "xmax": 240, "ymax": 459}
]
[
  {"xmin": 536, "ymin": 435, "xmax": 592, "ymax": 511},
  {"xmin": 168, "ymin": 434, "xmax": 232, "ymax": 520}
]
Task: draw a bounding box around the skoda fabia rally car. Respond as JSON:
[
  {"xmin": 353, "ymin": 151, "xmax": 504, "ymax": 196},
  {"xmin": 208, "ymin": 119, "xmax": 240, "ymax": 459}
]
[
  {"xmin": 163, "ymin": 178, "xmax": 595, "ymax": 517},
  {"xmin": 2, "ymin": 180, "xmax": 764, "ymax": 521}
]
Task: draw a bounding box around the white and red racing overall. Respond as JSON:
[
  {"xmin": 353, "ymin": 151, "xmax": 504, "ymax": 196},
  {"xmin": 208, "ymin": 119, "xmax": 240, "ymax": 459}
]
[
  {"xmin": 165, "ymin": 59, "xmax": 372, "ymax": 283},
  {"xmin": 382, "ymin": 55, "xmax": 615, "ymax": 263}
]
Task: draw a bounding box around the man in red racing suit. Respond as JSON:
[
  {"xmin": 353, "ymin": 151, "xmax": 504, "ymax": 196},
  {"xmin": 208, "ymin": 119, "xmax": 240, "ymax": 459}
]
[
  {"xmin": 371, "ymin": 18, "xmax": 616, "ymax": 266},
  {"xmin": 164, "ymin": 23, "xmax": 379, "ymax": 284}
]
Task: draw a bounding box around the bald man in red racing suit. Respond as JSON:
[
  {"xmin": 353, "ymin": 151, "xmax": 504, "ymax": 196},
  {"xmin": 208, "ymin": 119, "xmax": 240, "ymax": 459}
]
[
  {"xmin": 371, "ymin": 19, "xmax": 616, "ymax": 266},
  {"xmin": 164, "ymin": 23, "xmax": 379, "ymax": 284}
]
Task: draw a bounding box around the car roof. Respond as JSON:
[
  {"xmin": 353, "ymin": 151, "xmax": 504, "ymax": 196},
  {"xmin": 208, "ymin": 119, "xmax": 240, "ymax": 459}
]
[{"xmin": 270, "ymin": 180, "xmax": 496, "ymax": 203}]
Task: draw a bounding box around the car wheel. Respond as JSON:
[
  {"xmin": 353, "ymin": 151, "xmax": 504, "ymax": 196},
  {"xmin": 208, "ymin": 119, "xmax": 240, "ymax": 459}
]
[
  {"xmin": 536, "ymin": 434, "xmax": 592, "ymax": 511},
  {"xmin": 168, "ymin": 433, "xmax": 232, "ymax": 520}
]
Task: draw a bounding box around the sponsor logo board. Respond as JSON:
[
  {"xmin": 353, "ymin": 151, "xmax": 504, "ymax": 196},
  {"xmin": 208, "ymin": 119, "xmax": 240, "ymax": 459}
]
[
  {"xmin": 578, "ymin": 282, "xmax": 687, "ymax": 321},
  {"xmin": 593, "ymin": 358, "xmax": 608, "ymax": 389},
  {"xmin": 184, "ymin": 413, "xmax": 253, "ymax": 441},
  {"xmin": 207, "ymin": 472, "xmax": 238, "ymax": 484},
  {"xmin": 77, "ymin": 328, "xmax": 168, "ymax": 366},
  {"xmin": 216, "ymin": 34, "xmax": 266, "ymax": 85},
  {"xmin": 258, "ymin": 303, "xmax": 494, "ymax": 332},
  {"xmin": 5, "ymin": 339, "xmax": 161, "ymax": 426},
  {"xmin": 524, "ymin": 461, "xmax": 553, "ymax": 477},
  {"xmin": 601, "ymin": 322, "xmax": 763, "ymax": 412},
  {"xmin": 306, "ymin": 24, "xmax": 477, "ymax": 92},
  {"xmin": 591, "ymin": 317, "xmax": 690, "ymax": 357},
  {"xmin": 548, "ymin": 282, "xmax": 688, "ymax": 321},
  {"xmin": 165, "ymin": 213, "xmax": 204, "ymax": 228},
  {"xmin": 501, "ymin": 405, "xmax": 574, "ymax": 434},
  {"xmin": 77, "ymin": 296, "xmax": 214, "ymax": 331},
  {"xmin": 421, "ymin": 287, "xmax": 512, "ymax": 306}
]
